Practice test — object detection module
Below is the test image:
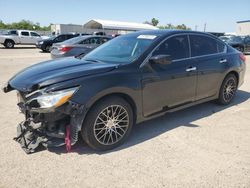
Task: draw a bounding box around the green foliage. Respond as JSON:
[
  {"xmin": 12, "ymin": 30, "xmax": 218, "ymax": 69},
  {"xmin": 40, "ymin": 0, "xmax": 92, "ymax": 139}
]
[
  {"xmin": 158, "ymin": 23, "xmax": 191, "ymax": 30},
  {"xmin": 151, "ymin": 18, "xmax": 159, "ymax": 26},
  {"xmin": 144, "ymin": 18, "xmax": 191, "ymax": 30},
  {"xmin": 0, "ymin": 20, "xmax": 51, "ymax": 31}
]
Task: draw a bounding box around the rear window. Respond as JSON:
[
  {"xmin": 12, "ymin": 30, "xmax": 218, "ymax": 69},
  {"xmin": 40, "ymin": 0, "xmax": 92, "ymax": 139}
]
[
  {"xmin": 21, "ymin": 32, "xmax": 29, "ymax": 36},
  {"xmin": 190, "ymin": 35, "xmax": 222, "ymax": 57}
]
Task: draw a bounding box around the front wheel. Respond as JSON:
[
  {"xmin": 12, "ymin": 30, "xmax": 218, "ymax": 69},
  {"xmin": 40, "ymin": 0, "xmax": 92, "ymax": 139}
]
[
  {"xmin": 217, "ymin": 74, "xmax": 238, "ymax": 105},
  {"xmin": 81, "ymin": 96, "xmax": 133, "ymax": 151}
]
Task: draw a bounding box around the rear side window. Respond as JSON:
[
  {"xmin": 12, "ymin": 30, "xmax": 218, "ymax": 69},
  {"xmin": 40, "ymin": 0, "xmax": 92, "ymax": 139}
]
[
  {"xmin": 67, "ymin": 35, "xmax": 75, "ymax": 39},
  {"xmin": 21, "ymin": 32, "xmax": 29, "ymax": 36},
  {"xmin": 190, "ymin": 35, "xmax": 220, "ymax": 56},
  {"xmin": 152, "ymin": 35, "xmax": 190, "ymax": 60},
  {"xmin": 217, "ymin": 40, "xmax": 227, "ymax": 53}
]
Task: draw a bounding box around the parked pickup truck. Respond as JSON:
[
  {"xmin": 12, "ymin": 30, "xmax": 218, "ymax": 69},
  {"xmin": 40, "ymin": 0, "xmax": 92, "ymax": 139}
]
[{"xmin": 0, "ymin": 30, "xmax": 42, "ymax": 48}]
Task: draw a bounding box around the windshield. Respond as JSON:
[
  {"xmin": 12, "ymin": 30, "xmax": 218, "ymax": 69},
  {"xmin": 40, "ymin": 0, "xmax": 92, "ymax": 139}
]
[
  {"xmin": 228, "ymin": 36, "xmax": 243, "ymax": 43},
  {"xmin": 82, "ymin": 34, "xmax": 158, "ymax": 64}
]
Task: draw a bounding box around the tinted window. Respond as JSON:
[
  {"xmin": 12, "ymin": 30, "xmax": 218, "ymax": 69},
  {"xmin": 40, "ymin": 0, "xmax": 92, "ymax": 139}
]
[
  {"xmin": 152, "ymin": 35, "xmax": 190, "ymax": 60},
  {"xmin": 21, "ymin": 32, "xmax": 29, "ymax": 36},
  {"xmin": 66, "ymin": 35, "xmax": 75, "ymax": 39},
  {"xmin": 55, "ymin": 35, "xmax": 66, "ymax": 42},
  {"xmin": 244, "ymin": 37, "xmax": 250, "ymax": 44},
  {"xmin": 102, "ymin": 38, "xmax": 110, "ymax": 44},
  {"xmin": 8, "ymin": 30, "xmax": 18, "ymax": 35},
  {"xmin": 81, "ymin": 37, "xmax": 101, "ymax": 45},
  {"xmin": 30, "ymin": 32, "xmax": 40, "ymax": 37},
  {"xmin": 217, "ymin": 40, "xmax": 227, "ymax": 53},
  {"xmin": 83, "ymin": 35, "xmax": 156, "ymax": 64},
  {"xmin": 190, "ymin": 35, "xmax": 218, "ymax": 56}
]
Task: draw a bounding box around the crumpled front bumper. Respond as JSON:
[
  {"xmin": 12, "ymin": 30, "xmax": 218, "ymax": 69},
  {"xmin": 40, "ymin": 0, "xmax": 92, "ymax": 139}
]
[{"xmin": 14, "ymin": 101, "xmax": 86, "ymax": 154}]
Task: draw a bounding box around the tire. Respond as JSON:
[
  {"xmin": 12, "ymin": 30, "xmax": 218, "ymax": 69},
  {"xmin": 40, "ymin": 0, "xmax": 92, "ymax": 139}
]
[
  {"xmin": 81, "ymin": 96, "xmax": 134, "ymax": 151},
  {"xmin": 45, "ymin": 45, "xmax": 51, "ymax": 52},
  {"xmin": 217, "ymin": 74, "xmax": 238, "ymax": 105},
  {"xmin": 4, "ymin": 40, "xmax": 15, "ymax": 48},
  {"xmin": 239, "ymin": 46, "xmax": 244, "ymax": 52}
]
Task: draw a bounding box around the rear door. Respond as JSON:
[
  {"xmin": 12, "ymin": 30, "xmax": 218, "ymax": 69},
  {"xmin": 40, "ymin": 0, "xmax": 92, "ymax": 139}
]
[{"xmin": 189, "ymin": 34, "xmax": 228, "ymax": 100}]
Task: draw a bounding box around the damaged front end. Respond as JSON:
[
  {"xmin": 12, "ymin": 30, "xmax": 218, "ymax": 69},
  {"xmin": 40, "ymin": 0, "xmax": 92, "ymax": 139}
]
[{"xmin": 11, "ymin": 86, "xmax": 85, "ymax": 154}]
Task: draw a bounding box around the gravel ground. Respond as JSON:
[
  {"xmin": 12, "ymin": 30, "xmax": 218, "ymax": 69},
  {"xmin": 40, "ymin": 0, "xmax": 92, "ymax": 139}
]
[{"xmin": 0, "ymin": 46, "xmax": 250, "ymax": 188}]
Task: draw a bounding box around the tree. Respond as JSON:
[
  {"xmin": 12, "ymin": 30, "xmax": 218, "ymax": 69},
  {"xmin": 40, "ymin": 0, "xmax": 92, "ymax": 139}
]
[
  {"xmin": 151, "ymin": 18, "xmax": 159, "ymax": 26},
  {"xmin": 0, "ymin": 20, "xmax": 51, "ymax": 31},
  {"xmin": 158, "ymin": 23, "xmax": 191, "ymax": 30}
]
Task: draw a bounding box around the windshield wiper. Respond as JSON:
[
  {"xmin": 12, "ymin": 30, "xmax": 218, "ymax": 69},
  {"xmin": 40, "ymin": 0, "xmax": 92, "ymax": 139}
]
[
  {"xmin": 84, "ymin": 58, "xmax": 103, "ymax": 63},
  {"xmin": 74, "ymin": 52, "xmax": 86, "ymax": 59}
]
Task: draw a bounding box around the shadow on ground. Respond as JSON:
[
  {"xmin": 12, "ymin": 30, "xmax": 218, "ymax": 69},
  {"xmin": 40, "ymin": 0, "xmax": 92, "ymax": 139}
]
[
  {"xmin": 47, "ymin": 90, "xmax": 250, "ymax": 155},
  {"xmin": 0, "ymin": 46, "xmax": 36, "ymax": 49}
]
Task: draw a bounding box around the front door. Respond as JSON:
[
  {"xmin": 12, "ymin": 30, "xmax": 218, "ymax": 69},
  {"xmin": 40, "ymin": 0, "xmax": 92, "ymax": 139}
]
[
  {"xmin": 20, "ymin": 31, "xmax": 32, "ymax": 44},
  {"xmin": 142, "ymin": 35, "xmax": 197, "ymax": 117}
]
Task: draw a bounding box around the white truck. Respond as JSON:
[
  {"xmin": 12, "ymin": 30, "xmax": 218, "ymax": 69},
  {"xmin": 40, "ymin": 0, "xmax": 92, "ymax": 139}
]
[{"xmin": 0, "ymin": 30, "xmax": 43, "ymax": 48}]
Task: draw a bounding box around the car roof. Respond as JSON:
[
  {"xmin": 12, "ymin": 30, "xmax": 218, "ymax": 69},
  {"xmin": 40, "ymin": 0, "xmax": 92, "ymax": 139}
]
[{"xmin": 125, "ymin": 29, "xmax": 216, "ymax": 38}]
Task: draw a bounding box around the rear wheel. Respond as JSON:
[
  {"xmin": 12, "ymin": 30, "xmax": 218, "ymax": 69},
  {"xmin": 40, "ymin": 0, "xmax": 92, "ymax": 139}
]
[
  {"xmin": 217, "ymin": 74, "xmax": 238, "ymax": 105},
  {"xmin": 4, "ymin": 40, "xmax": 14, "ymax": 48},
  {"xmin": 81, "ymin": 96, "xmax": 133, "ymax": 151}
]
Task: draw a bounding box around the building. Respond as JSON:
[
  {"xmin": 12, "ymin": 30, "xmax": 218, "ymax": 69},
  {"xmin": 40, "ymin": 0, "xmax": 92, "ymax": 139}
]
[
  {"xmin": 83, "ymin": 19, "xmax": 158, "ymax": 34},
  {"xmin": 236, "ymin": 20, "xmax": 250, "ymax": 36},
  {"xmin": 51, "ymin": 24, "xmax": 84, "ymax": 34},
  {"xmin": 51, "ymin": 19, "xmax": 158, "ymax": 35}
]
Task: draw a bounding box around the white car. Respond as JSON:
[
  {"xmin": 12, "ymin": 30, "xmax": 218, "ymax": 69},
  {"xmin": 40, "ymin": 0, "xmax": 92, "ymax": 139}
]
[{"xmin": 0, "ymin": 30, "xmax": 42, "ymax": 48}]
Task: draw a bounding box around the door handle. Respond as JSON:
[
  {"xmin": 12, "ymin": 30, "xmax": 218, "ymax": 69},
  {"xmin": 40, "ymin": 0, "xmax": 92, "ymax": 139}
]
[
  {"xmin": 186, "ymin": 67, "xmax": 197, "ymax": 72},
  {"xmin": 219, "ymin": 59, "xmax": 227, "ymax": 64}
]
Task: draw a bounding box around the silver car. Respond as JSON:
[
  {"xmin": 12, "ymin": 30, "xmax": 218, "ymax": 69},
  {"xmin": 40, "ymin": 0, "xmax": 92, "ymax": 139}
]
[{"xmin": 50, "ymin": 35, "xmax": 111, "ymax": 59}]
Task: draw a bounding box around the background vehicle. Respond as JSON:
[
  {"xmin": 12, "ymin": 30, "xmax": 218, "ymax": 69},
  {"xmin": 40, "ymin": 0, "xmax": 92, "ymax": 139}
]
[
  {"xmin": 50, "ymin": 35, "xmax": 111, "ymax": 59},
  {"xmin": 0, "ymin": 30, "xmax": 42, "ymax": 48},
  {"xmin": 4, "ymin": 30, "xmax": 246, "ymax": 153},
  {"xmin": 36, "ymin": 34, "xmax": 79, "ymax": 52},
  {"xmin": 226, "ymin": 36, "xmax": 250, "ymax": 53}
]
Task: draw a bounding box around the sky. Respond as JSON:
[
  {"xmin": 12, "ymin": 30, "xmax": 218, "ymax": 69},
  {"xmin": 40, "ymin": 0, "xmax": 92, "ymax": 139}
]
[{"xmin": 0, "ymin": 0, "xmax": 249, "ymax": 33}]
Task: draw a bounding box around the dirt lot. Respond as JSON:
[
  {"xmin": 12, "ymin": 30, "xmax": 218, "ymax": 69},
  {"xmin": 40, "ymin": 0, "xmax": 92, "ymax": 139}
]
[{"xmin": 0, "ymin": 46, "xmax": 250, "ymax": 188}]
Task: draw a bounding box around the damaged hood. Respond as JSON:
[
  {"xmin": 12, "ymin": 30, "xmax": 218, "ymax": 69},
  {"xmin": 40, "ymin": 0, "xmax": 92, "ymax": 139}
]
[{"xmin": 4, "ymin": 57, "xmax": 117, "ymax": 92}]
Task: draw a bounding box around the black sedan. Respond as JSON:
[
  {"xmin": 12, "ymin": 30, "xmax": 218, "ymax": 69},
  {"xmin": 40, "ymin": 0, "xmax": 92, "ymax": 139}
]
[
  {"xmin": 227, "ymin": 35, "xmax": 250, "ymax": 53},
  {"xmin": 50, "ymin": 35, "xmax": 111, "ymax": 59},
  {"xmin": 36, "ymin": 34, "xmax": 79, "ymax": 52},
  {"xmin": 4, "ymin": 30, "xmax": 246, "ymax": 153}
]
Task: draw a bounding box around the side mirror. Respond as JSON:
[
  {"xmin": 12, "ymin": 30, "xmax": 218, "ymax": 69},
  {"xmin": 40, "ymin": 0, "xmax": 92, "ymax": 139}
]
[{"xmin": 149, "ymin": 55, "xmax": 172, "ymax": 65}]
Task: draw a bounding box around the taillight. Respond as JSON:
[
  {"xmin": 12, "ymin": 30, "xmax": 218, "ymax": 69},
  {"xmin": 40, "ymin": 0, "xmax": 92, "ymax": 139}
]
[
  {"xmin": 239, "ymin": 53, "xmax": 246, "ymax": 63},
  {"xmin": 59, "ymin": 46, "xmax": 72, "ymax": 53}
]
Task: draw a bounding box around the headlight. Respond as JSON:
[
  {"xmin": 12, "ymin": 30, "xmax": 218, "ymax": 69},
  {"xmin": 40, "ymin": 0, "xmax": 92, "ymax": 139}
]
[
  {"xmin": 39, "ymin": 41, "xmax": 44, "ymax": 44},
  {"xmin": 27, "ymin": 87, "xmax": 79, "ymax": 112}
]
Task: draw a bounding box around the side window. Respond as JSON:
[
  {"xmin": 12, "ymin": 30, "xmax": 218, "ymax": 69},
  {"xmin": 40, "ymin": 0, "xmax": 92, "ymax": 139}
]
[
  {"xmin": 217, "ymin": 40, "xmax": 227, "ymax": 53},
  {"xmin": 102, "ymin": 38, "xmax": 110, "ymax": 44},
  {"xmin": 80, "ymin": 38, "xmax": 91, "ymax": 44},
  {"xmin": 189, "ymin": 35, "xmax": 218, "ymax": 57},
  {"xmin": 244, "ymin": 37, "xmax": 250, "ymax": 44},
  {"xmin": 152, "ymin": 35, "xmax": 190, "ymax": 60},
  {"xmin": 55, "ymin": 35, "xmax": 65, "ymax": 42},
  {"xmin": 21, "ymin": 32, "xmax": 29, "ymax": 36},
  {"xmin": 67, "ymin": 35, "xmax": 74, "ymax": 39},
  {"xmin": 30, "ymin": 32, "xmax": 40, "ymax": 37}
]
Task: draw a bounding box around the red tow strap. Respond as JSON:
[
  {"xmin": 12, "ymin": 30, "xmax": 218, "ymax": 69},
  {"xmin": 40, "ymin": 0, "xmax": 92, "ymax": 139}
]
[{"xmin": 65, "ymin": 125, "xmax": 71, "ymax": 152}]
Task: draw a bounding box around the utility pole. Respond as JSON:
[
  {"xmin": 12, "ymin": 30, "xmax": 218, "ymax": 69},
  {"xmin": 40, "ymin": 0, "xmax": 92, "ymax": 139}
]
[{"xmin": 204, "ymin": 23, "xmax": 207, "ymax": 32}]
